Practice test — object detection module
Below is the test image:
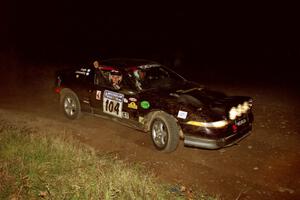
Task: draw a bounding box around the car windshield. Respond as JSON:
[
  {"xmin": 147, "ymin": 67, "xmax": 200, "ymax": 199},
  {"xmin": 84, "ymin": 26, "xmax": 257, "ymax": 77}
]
[{"xmin": 127, "ymin": 64, "xmax": 185, "ymax": 90}]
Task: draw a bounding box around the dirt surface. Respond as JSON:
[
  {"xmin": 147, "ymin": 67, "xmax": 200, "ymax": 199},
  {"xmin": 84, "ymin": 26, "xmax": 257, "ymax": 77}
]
[{"xmin": 0, "ymin": 61, "xmax": 299, "ymax": 200}]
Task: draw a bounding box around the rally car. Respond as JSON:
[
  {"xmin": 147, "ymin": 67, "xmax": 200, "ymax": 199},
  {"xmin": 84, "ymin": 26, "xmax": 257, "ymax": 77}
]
[{"xmin": 55, "ymin": 58, "xmax": 254, "ymax": 152}]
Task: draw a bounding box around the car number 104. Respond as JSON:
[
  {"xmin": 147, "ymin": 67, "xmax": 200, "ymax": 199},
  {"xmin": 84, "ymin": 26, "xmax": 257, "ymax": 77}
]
[
  {"xmin": 104, "ymin": 99, "xmax": 121, "ymax": 117},
  {"xmin": 105, "ymin": 99, "xmax": 120, "ymax": 114}
]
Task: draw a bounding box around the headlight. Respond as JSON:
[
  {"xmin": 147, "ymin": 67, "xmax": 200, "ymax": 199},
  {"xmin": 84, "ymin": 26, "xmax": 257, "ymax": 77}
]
[
  {"xmin": 237, "ymin": 104, "xmax": 243, "ymax": 116},
  {"xmin": 229, "ymin": 107, "xmax": 238, "ymax": 120},
  {"xmin": 186, "ymin": 120, "xmax": 228, "ymax": 128},
  {"xmin": 229, "ymin": 101, "xmax": 251, "ymax": 120},
  {"xmin": 241, "ymin": 101, "xmax": 249, "ymax": 113}
]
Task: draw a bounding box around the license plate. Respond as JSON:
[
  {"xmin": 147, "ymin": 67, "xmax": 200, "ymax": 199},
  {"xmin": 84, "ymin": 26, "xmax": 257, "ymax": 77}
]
[{"xmin": 236, "ymin": 118, "xmax": 247, "ymax": 126}]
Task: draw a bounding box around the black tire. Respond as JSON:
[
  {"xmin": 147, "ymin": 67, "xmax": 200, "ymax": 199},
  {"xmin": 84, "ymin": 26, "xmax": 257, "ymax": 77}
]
[
  {"xmin": 60, "ymin": 89, "xmax": 81, "ymax": 120},
  {"xmin": 150, "ymin": 112, "xmax": 180, "ymax": 152}
]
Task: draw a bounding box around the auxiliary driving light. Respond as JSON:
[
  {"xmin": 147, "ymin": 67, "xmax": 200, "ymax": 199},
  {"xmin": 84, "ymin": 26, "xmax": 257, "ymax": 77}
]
[
  {"xmin": 229, "ymin": 107, "xmax": 238, "ymax": 120},
  {"xmin": 229, "ymin": 101, "xmax": 251, "ymax": 120}
]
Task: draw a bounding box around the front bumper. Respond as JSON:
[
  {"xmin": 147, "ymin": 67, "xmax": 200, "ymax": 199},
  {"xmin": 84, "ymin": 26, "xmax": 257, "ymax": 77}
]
[{"xmin": 183, "ymin": 125, "xmax": 252, "ymax": 149}]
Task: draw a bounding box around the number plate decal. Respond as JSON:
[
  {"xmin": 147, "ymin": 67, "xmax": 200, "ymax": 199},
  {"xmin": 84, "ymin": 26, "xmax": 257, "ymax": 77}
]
[
  {"xmin": 103, "ymin": 90, "xmax": 124, "ymax": 118},
  {"xmin": 236, "ymin": 118, "xmax": 247, "ymax": 126}
]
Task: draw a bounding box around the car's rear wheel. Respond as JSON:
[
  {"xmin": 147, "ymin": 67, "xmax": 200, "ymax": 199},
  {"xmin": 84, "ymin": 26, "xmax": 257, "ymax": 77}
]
[
  {"xmin": 150, "ymin": 112, "xmax": 180, "ymax": 152},
  {"xmin": 61, "ymin": 90, "xmax": 81, "ymax": 120}
]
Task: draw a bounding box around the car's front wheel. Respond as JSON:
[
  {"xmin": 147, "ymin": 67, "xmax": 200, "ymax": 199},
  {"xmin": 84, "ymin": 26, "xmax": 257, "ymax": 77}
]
[
  {"xmin": 60, "ymin": 89, "xmax": 81, "ymax": 120},
  {"xmin": 150, "ymin": 112, "xmax": 180, "ymax": 152}
]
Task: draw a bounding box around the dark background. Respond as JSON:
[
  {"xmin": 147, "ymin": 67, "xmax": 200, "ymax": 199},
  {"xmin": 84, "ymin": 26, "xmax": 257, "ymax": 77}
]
[{"xmin": 1, "ymin": 1, "xmax": 299, "ymax": 86}]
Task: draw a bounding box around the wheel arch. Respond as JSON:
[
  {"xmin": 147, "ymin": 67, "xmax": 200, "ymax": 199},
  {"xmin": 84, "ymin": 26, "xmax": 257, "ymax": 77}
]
[
  {"xmin": 59, "ymin": 88, "xmax": 75, "ymax": 104},
  {"xmin": 144, "ymin": 110, "xmax": 184, "ymax": 139},
  {"xmin": 59, "ymin": 88, "xmax": 82, "ymax": 120}
]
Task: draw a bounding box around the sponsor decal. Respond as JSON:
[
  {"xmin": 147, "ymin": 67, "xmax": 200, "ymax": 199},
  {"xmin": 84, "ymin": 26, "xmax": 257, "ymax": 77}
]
[
  {"xmin": 177, "ymin": 110, "xmax": 188, "ymax": 119},
  {"xmin": 128, "ymin": 102, "xmax": 138, "ymax": 109},
  {"xmin": 123, "ymin": 98, "xmax": 128, "ymax": 103},
  {"xmin": 140, "ymin": 100, "xmax": 150, "ymax": 109},
  {"xmin": 138, "ymin": 116, "xmax": 144, "ymax": 124},
  {"xmin": 122, "ymin": 112, "xmax": 129, "ymax": 119},
  {"xmin": 96, "ymin": 90, "xmax": 101, "ymax": 100},
  {"xmin": 75, "ymin": 68, "xmax": 92, "ymax": 76},
  {"xmin": 103, "ymin": 90, "xmax": 124, "ymax": 118},
  {"xmin": 129, "ymin": 97, "xmax": 137, "ymax": 102}
]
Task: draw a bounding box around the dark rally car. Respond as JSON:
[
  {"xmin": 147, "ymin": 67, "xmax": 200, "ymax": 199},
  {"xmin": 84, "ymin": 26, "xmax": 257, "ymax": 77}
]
[{"xmin": 55, "ymin": 58, "xmax": 254, "ymax": 152}]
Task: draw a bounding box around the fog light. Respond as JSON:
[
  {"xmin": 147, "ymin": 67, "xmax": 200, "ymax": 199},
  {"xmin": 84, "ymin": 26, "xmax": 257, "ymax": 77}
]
[
  {"xmin": 229, "ymin": 107, "xmax": 238, "ymax": 120},
  {"xmin": 241, "ymin": 101, "xmax": 249, "ymax": 113}
]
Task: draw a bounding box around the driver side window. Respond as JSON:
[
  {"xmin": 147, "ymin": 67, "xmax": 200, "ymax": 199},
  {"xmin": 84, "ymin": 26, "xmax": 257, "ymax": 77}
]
[{"xmin": 94, "ymin": 70, "xmax": 110, "ymax": 86}]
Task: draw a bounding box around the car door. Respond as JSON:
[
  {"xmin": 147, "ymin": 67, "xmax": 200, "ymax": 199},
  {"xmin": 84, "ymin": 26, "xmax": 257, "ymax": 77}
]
[
  {"xmin": 90, "ymin": 69, "xmax": 116, "ymax": 116},
  {"xmin": 90, "ymin": 68, "xmax": 144, "ymax": 129},
  {"xmin": 69, "ymin": 67, "xmax": 95, "ymax": 112},
  {"xmin": 92, "ymin": 87, "xmax": 125, "ymax": 118}
]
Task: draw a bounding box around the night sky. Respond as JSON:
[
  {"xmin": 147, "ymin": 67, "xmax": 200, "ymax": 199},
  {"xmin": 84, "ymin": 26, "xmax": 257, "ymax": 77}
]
[{"xmin": 1, "ymin": 1, "xmax": 299, "ymax": 84}]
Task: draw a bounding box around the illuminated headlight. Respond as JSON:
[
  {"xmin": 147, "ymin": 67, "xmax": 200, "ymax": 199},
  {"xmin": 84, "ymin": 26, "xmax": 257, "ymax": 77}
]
[
  {"xmin": 186, "ymin": 120, "xmax": 228, "ymax": 128},
  {"xmin": 229, "ymin": 101, "xmax": 251, "ymax": 120},
  {"xmin": 229, "ymin": 107, "xmax": 238, "ymax": 120},
  {"xmin": 237, "ymin": 104, "xmax": 243, "ymax": 116},
  {"xmin": 241, "ymin": 101, "xmax": 250, "ymax": 113}
]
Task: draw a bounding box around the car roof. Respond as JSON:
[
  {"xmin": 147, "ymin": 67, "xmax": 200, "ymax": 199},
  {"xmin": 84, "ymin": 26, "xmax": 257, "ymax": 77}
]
[{"xmin": 101, "ymin": 58, "xmax": 159, "ymax": 69}]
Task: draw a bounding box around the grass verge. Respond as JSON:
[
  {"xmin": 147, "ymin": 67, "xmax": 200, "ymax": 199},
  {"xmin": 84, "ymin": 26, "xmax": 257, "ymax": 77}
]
[{"xmin": 0, "ymin": 120, "xmax": 217, "ymax": 200}]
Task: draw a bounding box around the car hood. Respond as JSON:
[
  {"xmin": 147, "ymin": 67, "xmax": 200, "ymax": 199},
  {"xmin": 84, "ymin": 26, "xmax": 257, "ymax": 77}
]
[
  {"xmin": 176, "ymin": 86, "xmax": 251, "ymax": 115},
  {"xmin": 142, "ymin": 81, "xmax": 251, "ymax": 120}
]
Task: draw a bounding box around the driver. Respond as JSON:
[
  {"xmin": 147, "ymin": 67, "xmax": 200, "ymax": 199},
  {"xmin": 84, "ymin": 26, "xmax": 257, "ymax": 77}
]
[
  {"xmin": 109, "ymin": 70, "xmax": 122, "ymax": 90},
  {"xmin": 93, "ymin": 60, "xmax": 101, "ymax": 69},
  {"xmin": 93, "ymin": 60, "xmax": 102, "ymax": 85}
]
